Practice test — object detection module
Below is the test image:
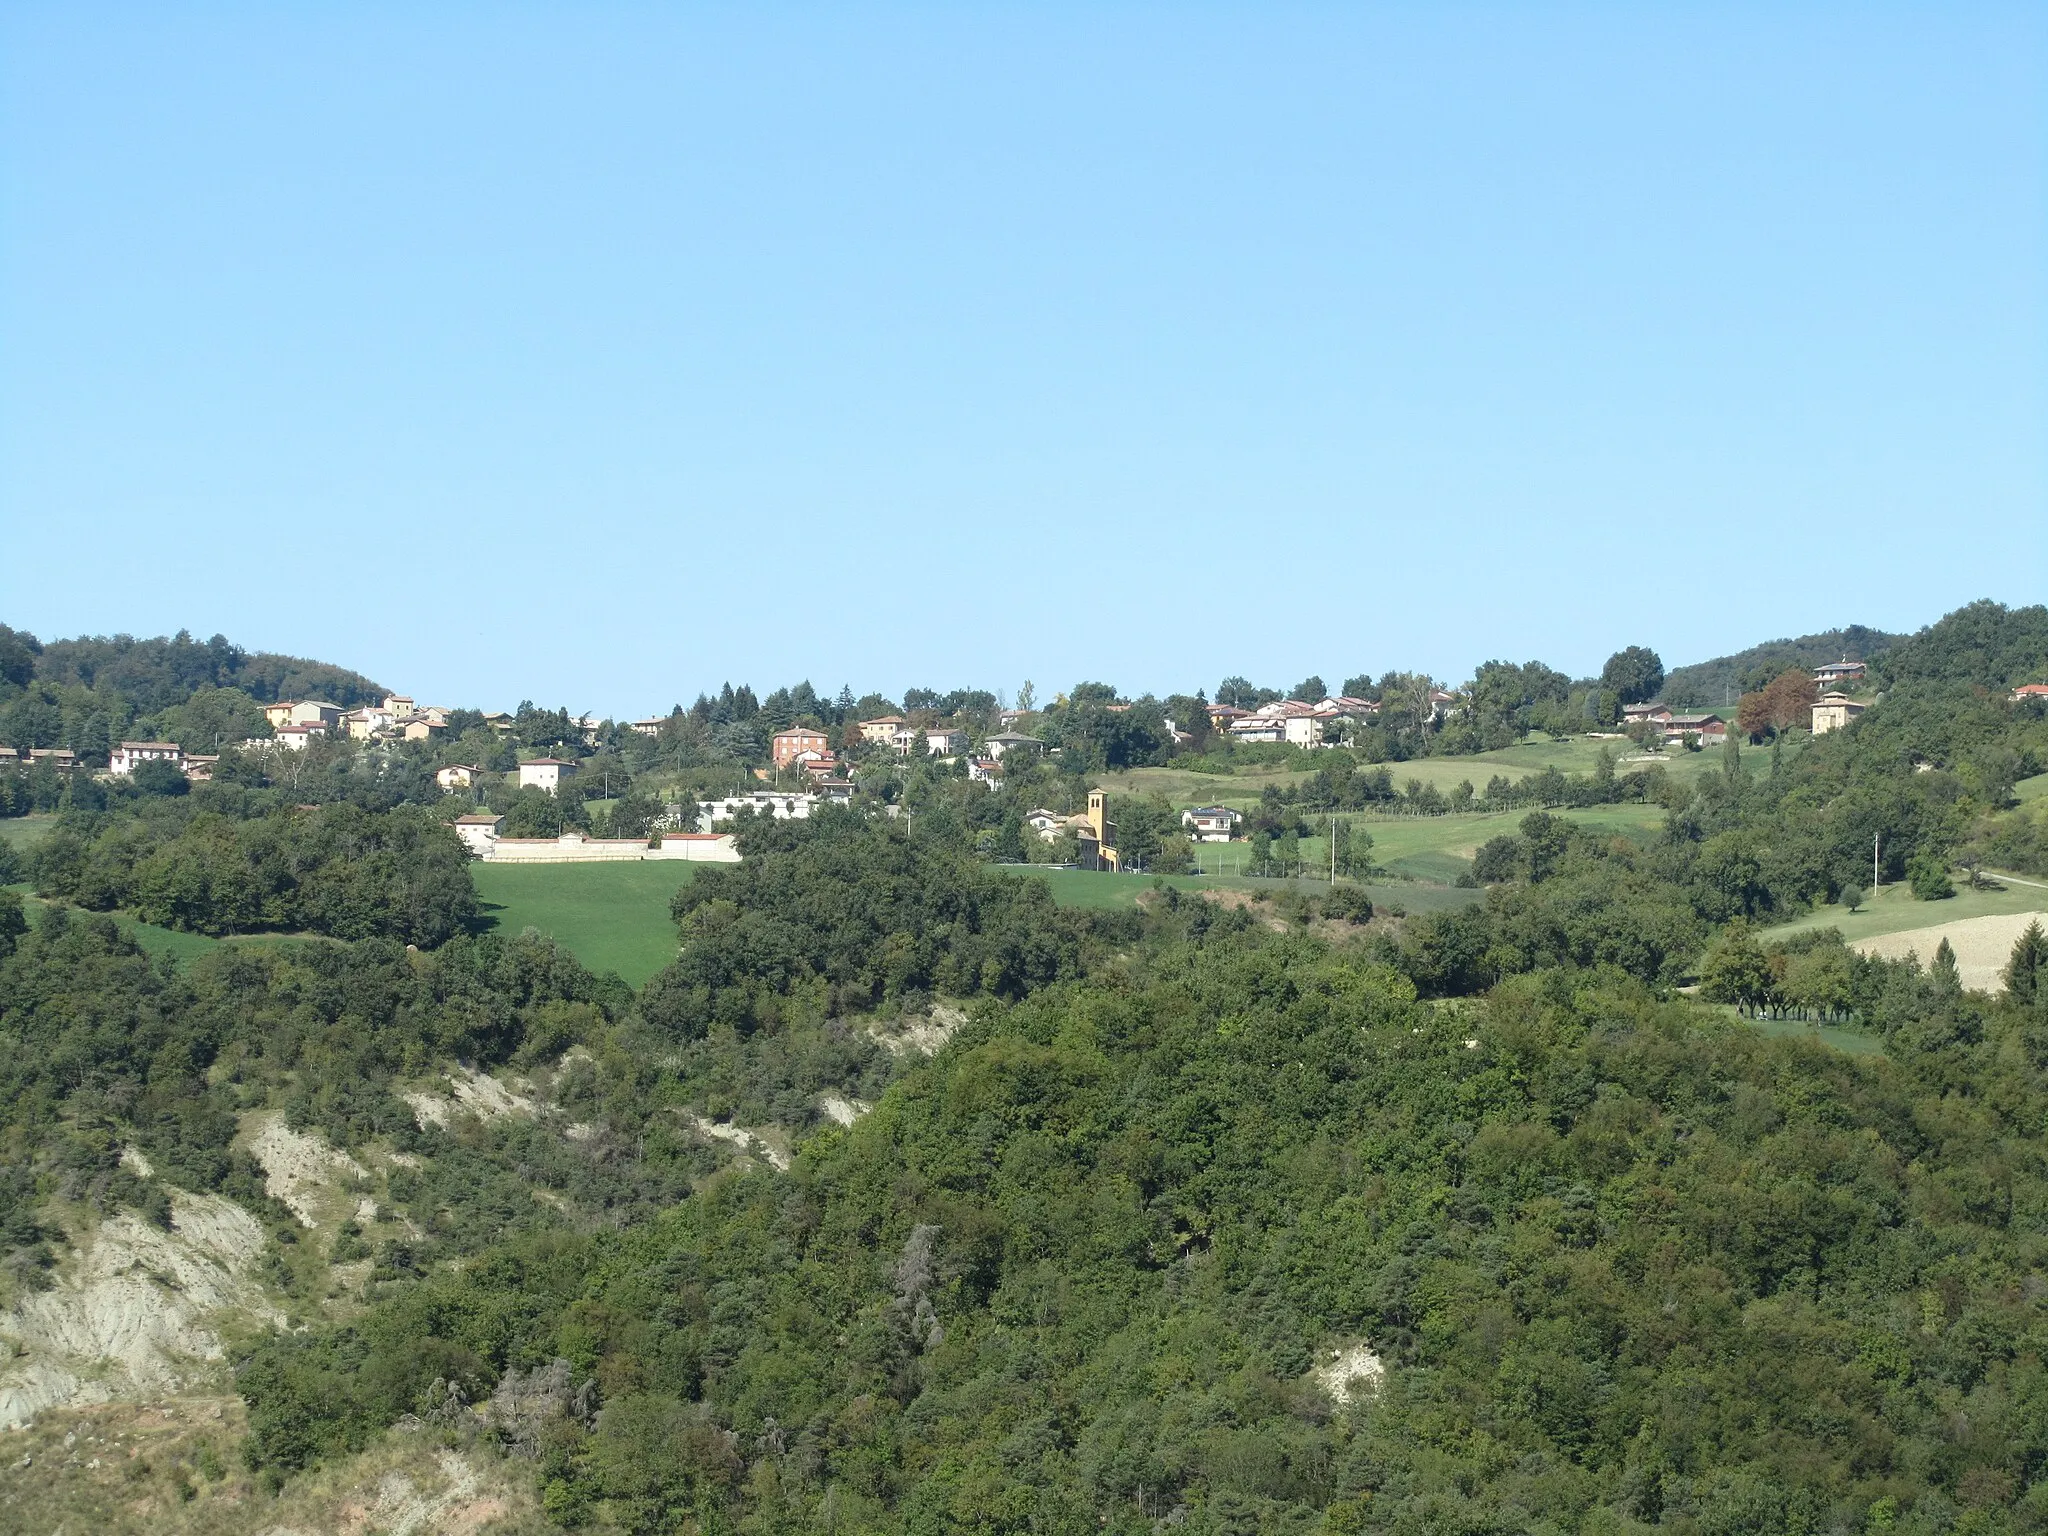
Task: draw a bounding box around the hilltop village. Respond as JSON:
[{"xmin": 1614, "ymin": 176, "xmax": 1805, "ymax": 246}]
[{"xmin": 7, "ymin": 637, "xmax": 2008, "ymax": 880}]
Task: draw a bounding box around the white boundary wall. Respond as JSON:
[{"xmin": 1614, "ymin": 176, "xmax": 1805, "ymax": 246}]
[{"xmin": 482, "ymin": 832, "xmax": 740, "ymax": 864}]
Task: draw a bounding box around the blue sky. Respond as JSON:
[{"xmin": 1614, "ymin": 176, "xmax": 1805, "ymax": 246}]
[{"xmin": 2, "ymin": 3, "xmax": 2042, "ymax": 714}]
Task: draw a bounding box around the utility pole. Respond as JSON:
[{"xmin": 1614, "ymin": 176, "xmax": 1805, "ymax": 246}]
[{"xmin": 1874, "ymin": 832, "xmax": 1881, "ymax": 893}]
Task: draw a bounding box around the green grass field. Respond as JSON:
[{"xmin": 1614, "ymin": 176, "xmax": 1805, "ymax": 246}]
[
  {"xmin": 2016, "ymin": 771, "xmax": 2048, "ymax": 805},
  {"xmin": 6, "ymin": 884, "xmax": 229, "ymax": 965},
  {"xmin": 1012, "ymin": 867, "xmax": 1484, "ymax": 915},
  {"xmin": 1758, "ymin": 873, "xmax": 2048, "ymax": 947},
  {"xmin": 1712, "ymin": 1006, "xmax": 1887, "ymax": 1057},
  {"xmin": 1100, "ymin": 735, "xmax": 1777, "ymax": 811},
  {"xmin": 1181, "ymin": 803, "xmax": 1669, "ymax": 885},
  {"xmin": 471, "ymin": 862, "xmax": 699, "ymax": 986},
  {"xmin": 0, "ymin": 814, "xmax": 56, "ymax": 852}
]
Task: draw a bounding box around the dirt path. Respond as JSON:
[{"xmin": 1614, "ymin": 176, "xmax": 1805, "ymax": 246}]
[{"xmin": 1853, "ymin": 911, "xmax": 2043, "ymax": 993}]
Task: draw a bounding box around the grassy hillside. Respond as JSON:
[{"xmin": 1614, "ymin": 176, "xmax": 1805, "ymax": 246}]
[
  {"xmin": 1759, "ymin": 870, "xmax": 2048, "ymax": 945},
  {"xmin": 1099, "ymin": 734, "xmax": 1772, "ymax": 809},
  {"xmin": 471, "ymin": 860, "xmax": 698, "ymax": 985}
]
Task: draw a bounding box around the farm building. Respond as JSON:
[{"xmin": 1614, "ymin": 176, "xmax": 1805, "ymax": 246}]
[
  {"xmin": 1813, "ymin": 659, "xmax": 1868, "ymax": 686},
  {"xmin": 1662, "ymin": 713, "xmax": 1728, "ymax": 746},
  {"xmin": 109, "ymin": 741, "xmax": 184, "ymax": 774}
]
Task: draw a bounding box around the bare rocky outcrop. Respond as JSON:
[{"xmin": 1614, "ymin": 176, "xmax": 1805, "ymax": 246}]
[
  {"xmin": 0, "ymin": 1191, "xmax": 282, "ymax": 1428},
  {"xmin": 1313, "ymin": 1341, "xmax": 1385, "ymax": 1406},
  {"xmin": 868, "ymin": 1002, "xmax": 968, "ymax": 1056},
  {"xmin": 402, "ymin": 1065, "xmax": 537, "ymax": 1133},
  {"xmin": 820, "ymin": 1094, "xmax": 872, "ymax": 1127},
  {"xmin": 684, "ymin": 1115, "xmax": 791, "ymax": 1171},
  {"xmin": 246, "ymin": 1115, "xmax": 368, "ymax": 1229}
]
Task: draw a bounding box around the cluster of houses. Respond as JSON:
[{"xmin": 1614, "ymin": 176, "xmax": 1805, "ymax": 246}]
[
  {"xmin": 84, "ymin": 693, "xmax": 451, "ymax": 785},
  {"xmin": 246, "ymin": 695, "xmax": 453, "ymax": 752},
  {"xmin": 1204, "ymin": 694, "xmax": 1412, "ymax": 748}
]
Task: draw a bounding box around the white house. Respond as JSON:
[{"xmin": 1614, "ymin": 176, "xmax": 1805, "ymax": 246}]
[
  {"xmin": 630, "ymin": 716, "xmax": 670, "ymax": 737},
  {"xmin": 1024, "ymin": 808, "xmax": 1065, "ymax": 842},
  {"xmin": 109, "ymin": 741, "xmax": 184, "ymax": 775},
  {"xmin": 1181, "ymin": 805, "xmax": 1243, "ymax": 842},
  {"xmin": 453, "ymin": 813, "xmax": 504, "ymax": 856},
  {"xmin": 967, "ymin": 756, "xmax": 1002, "ymax": 784},
  {"xmin": 1284, "ymin": 715, "xmax": 1324, "ymax": 748},
  {"xmin": 925, "ymin": 726, "xmax": 968, "ymax": 756},
  {"xmin": 1813, "ymin": 660, "xmax": 1867, "ymax": 687},
  {"xmin": 274, "ymin": 723, "xmax": 328, "ymax": 750},
  {"xmin": 1229, "ymin": 717, "xmax": 1288, "ymax": 744},
  {"xmin": 519, "ymin": 758, "xmax": 581, "ymax": 794},
  {"xmin": 264, "ymin": 700, "xmax": 344, "ymax": 730},
  {"xmin": 436, "ymin": 764, "xmax": 482, "ymax": 790},
  {"xmin": 982, "ymin": 732, "xmax": 1042, "ymax": 760}
]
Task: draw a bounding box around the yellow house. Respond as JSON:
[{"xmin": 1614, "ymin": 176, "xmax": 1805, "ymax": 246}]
[{"xmin": 1811, "ymin": 693, "xmax": 1866, "ymax": 734}]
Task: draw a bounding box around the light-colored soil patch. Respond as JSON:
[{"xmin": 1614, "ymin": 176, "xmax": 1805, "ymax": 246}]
[
  {"xmin": 819, "ymin": 1095, "xmax": 872, "ymax": 1127},
  {"xmin": 447, "ymin": 1065, "xmax": 535, "ymax": 1120},
  {"xmin": 684, "ymin": 1115, "xmax": 791, "ymax": 1171},
  {"xmin": 868, "ymin": 1002, "xmax": 969, "ymax": 1056},
  {"xmin": 0, "ymin": 1192, "xmax": 281, "ymax": 1428},
  {"xmin": 1854, "ymin": 912, "xmax": 2042, "ymax": 993},
  {"xmin": 1313, "ymin": 1342, "xmax": 1385, "ymax": 1406},
  {"xmin": 0, "ymin": 1396, "xmax": 540, "ymax": 1536},
  {"xmin": 401, "ymin": 1065, "xmax": 536, "ymax": 1133},
  {"xmin": 246, "ymin": 1115, "xmax": 368, "ymax": 1229}
]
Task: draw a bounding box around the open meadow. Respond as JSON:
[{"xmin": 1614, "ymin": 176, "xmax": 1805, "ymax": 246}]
[
  {"xmin": 471, "ymin": 860, "xmax": 698, "ymax": 985},
  {"xmin": 1183, "ymin": 801, "xmax": 1670, "ymax": 884},
  {"xmin": 1018, "ymin": 866, "xmax": 1485, "ymax": 914},
  {"xmin": 1759, "ymin": 872, "xmax": 2048, "ymax": 946},
  {"xmin": 1097, "ymin": 733, "xmax": 1782, "ymax": 811}
]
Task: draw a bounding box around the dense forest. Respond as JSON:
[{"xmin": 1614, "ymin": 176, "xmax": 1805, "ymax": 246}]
[
  {"xmin": 3, "ymin": 600, "xmax": 2048, "ymax": 1533},
  {"xmin": 223, "ymin": 820, "xmax": 2048, "ymax": 1534}
]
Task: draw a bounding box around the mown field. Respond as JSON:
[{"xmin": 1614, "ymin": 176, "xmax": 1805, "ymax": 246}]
[
  {"xmin": 1758, "ymin": 872, "xmax": 2048, "ymax": 946},
  {"xmin": 471, "ymin": 861, "xmax": 699, "ymax": 985}
]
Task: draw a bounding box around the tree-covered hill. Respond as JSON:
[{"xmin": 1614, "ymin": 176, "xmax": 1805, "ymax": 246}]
[
  {"xmin": 1661, "ymin": 625, "xmax": 1904, "ymax": 709},
  {"xmin": 0, "ymin": 623, "xmax": 385, "ymax": 756},
  {"xmin": 234, "ymin": 898, "xmax": 2048, "ymax": 1534}
]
